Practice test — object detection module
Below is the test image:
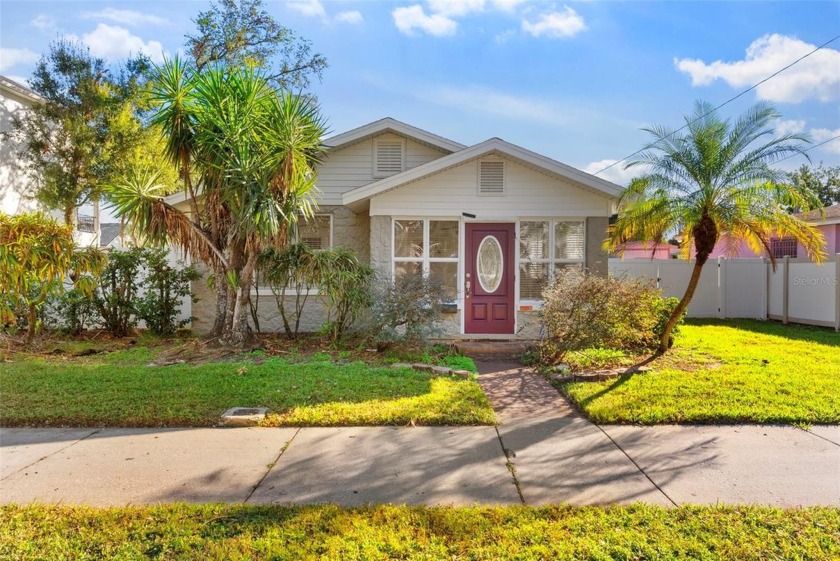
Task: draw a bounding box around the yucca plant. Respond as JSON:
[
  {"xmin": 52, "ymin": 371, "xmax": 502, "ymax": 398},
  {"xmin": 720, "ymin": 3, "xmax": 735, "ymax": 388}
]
[
  {"xmin": 108, "ymin": 58, "xmax": 327, "ymax": 346},
  {"xmin": 608, "ymin": 101, "xmax": 825, "ymax": 353}
]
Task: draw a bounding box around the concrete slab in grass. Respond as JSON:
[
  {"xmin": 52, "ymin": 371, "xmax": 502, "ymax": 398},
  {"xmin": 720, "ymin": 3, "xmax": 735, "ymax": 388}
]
[
  {"xmin": 249, "ymin": 426, "xmax": 519, "ymax": 506},
  {"xmin": 498, "ymin": 418, "xmax": 671, "ymax": 506},
  {"xmin": 0, "ymin": 427, "xmax": 296, "ymax": 506},
  {"xmin": 601, "ymin": 425, "xmax": 840, "ymax": 507},
  {"xmin": 808, "ymin": 425, "xmax": 840, "ymax": 447},
  {"xmin": 1, "ymin": 428, "xmax": 99, "ymax": 480}
]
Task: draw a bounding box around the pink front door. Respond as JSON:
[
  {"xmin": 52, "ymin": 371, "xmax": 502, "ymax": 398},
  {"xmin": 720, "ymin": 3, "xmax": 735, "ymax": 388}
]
[{"xmin": 465, "ymin": 223, "xmax": 515, "ymax": 334}]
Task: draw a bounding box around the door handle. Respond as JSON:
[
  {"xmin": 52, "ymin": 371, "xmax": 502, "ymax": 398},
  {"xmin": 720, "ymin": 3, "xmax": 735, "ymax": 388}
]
[{"xmin": 465, "ymin": 280, "xmax": 471, "ymax": 299}]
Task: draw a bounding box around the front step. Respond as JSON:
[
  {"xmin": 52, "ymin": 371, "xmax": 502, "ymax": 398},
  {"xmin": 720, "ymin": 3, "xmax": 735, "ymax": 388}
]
[{"xmin": 454, "ymin": 341, "xmax": 531, "ymax": 357}]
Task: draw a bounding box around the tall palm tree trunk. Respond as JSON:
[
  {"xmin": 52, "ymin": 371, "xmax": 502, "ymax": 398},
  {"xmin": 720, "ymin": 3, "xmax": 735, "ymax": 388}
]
[{"xmin": 659, "ymin": 213, "xmax": 718, "ymax": 353}]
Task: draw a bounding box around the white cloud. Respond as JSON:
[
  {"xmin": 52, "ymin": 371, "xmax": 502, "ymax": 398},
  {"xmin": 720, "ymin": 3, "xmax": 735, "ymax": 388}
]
[
  {"xmin": 584, "ymin": 159, "xmax": 640, "ymax": 187},
  {"xmin": 427, "ymin": 0, "xmax": 485, "ymax": 17},
  {"xmin": 0, "ymin": 47, "xmax": 39, "ymax": 71},
  {"xmin": 521, "ymin": 6, "xmax": 587, "ymax": 39},
  {"xmin": 492, "ymin": 0, "xmax": 528, "ymax": 12},
  {"xmin": 31, "ymin": 14, "xmax": 57, "ymax": 32},
  {"xmin": 82, "ymin": 8, "xmax": 168, "ymax": 26},
  {"xmin": 775, "ymin": 119, "xmax": 806, "ymax": 137},
  {"xmin": 675, "ymin": 34, "xmax": 840, "ymax": 103},
  {"xmin": 336, "ymin": 11, "xmax": 364, "ymax": 24},
  {"xmin": 811, "ymin": 127, "xmax": 840, "ymax": 154},
  {"xmin": 393, "ymin": 5, "xmax": 457, "ymax": 37},
  {"xmin": 495, "ymin": 29, "xmax": 516, "ymax": 44},
  {"xmin": 75, "ymin": 24, "xmax": 166, "ymax": 63},
  {"xmin": 287, "ymin": 0, "xmax": 327, "ymax": 18},
  {"xmin": 420, "ymin": 84, "xmax": 568, "ymax": 125}
]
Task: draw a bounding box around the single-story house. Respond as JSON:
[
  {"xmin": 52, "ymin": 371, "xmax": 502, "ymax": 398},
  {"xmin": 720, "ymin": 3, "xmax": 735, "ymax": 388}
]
[
  {"xmin": 614, "ymin": 241, "xmax": 678, "ymax": 260},
  {"xmin": 181, "ymin": 118, "xmax": 621, "ymax": 338}
]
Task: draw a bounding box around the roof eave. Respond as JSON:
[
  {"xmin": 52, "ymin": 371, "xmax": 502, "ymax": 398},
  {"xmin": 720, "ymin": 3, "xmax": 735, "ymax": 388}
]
[{"xmin": 342, "ymin": 138, "xmax": 622, "ymax": 207}]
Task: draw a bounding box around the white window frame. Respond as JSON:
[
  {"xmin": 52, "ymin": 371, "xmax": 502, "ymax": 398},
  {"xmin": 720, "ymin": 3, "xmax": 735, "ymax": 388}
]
[
  {"xmin": 518, "ymin": 218, "xmax": 586, "ymax": 303},
  {"xmin": 392, "ymin": 217, "xmax": 460, "ymax": 304},
  {"xmin": 373, "ymin": 137, "xmax": 406, "ymax": 179}
]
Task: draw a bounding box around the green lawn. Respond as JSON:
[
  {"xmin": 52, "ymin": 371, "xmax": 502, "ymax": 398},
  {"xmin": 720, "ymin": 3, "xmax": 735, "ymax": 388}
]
[
  {"xmin": 1, "ymin": 504, "xmax": 837, "ymax": 560},
  {"xmin": 0, "ymin": 347, "xmax": 494, "ymax": 427},
  {"xmin": 562, "ymin": 320, "xmax": 840, "ymax": 424}
]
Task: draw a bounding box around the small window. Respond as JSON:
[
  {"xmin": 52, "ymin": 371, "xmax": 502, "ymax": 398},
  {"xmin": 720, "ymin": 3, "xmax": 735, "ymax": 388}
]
[
  {"xmin": 374, "ymin": 139, "xmax": 404, "ymax": 178},
  {"xmin": 770, "ymin": 236, "xmax": 797, "ymax": 258},
  {"xmin": 479, "ymin": 160, "xmax": 504, "ymax": 195},
  {"xmin": 298, "ymin": 215, "xmax": 332, "ymax": 250},
  {"xmin": 76, "ymin": 213, "xmax": 96, "ymax": 233}
]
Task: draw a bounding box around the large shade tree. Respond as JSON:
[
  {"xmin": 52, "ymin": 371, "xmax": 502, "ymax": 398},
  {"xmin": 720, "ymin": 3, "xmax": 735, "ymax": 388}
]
[
  {"xmin": 608, "ymin": 101, "xmax": 825, "ymax": 353},
  {"xmin": 107, "ymin": 59, "xmax": 326, "ymax": 347},
  {"xmin": 6, "ymin": 39, "xmax": 150, "ymax": 227}
]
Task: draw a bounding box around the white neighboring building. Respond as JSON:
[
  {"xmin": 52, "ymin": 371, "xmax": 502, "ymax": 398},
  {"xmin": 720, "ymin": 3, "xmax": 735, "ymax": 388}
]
[{"xmin": 0, "ymin": 75, "xmax": 100, "ymax": 246}]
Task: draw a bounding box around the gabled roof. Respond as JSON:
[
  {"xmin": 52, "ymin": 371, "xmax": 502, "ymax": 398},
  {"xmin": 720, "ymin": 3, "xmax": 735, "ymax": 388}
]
[
  {"xmin": 324, "ymin": 117, "xmax": 466, "ymax": 154},
  {"xmin": 795, "ymin": 203, "xmax": 840, "ymax": 225},
  {"xmin": 342, "ymin": 137, "xmax": 622, "ymax": 209}
]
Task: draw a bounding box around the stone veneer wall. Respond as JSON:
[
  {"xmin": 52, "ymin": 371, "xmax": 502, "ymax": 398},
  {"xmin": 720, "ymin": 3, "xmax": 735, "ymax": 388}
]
[{"xmin": 189, "ymin": 205, "xmax": 371, "ymax": 334}]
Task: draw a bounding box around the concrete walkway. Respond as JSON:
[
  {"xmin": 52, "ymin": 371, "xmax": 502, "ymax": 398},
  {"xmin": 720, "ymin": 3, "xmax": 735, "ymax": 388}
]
[{"xmin": 1, "ymin": 361, "xmax": 838, "ymax": 507}]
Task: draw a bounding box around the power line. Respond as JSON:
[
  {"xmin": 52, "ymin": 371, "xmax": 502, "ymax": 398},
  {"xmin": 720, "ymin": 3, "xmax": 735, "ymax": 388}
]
[
  {"xmin": 777, "ymin": 134, "xmax": 840, "ymax": 164},
  {"xmin": 594, "ymin": 32, "xmax": 840, "ymax": 176}
]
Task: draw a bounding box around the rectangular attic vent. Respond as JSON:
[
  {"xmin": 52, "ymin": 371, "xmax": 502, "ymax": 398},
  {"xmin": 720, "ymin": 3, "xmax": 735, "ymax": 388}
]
[
  {"xmin": 479, "ymin": 160, "xmax": 504, "ymax": 195},
  {"xmin": 375, "ymin": 140, "xmax": 404, "ymax": 177}
]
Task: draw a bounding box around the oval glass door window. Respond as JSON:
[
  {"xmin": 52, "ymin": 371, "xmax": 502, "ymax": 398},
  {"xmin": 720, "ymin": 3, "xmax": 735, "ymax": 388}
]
[{"xmin": 477, "ymin": 236, "xmax": 503, "ymax": 293}]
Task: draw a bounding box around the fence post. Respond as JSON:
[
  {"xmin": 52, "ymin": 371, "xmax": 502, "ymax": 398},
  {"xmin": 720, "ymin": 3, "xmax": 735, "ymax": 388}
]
[
  {"xmin": 717, "ymin": 257, "xmax": 726, "ymax": 319},
  {"xmin": 835, "ymin": 253, "xmax": 839, "ymax": 332},
  {"xmin": 762, "ymin": 257, "xmax": 769, "ymax": 320},
  {"xmin": 782, "ymin": 256, "xmax": 789, "ymax": 325}
]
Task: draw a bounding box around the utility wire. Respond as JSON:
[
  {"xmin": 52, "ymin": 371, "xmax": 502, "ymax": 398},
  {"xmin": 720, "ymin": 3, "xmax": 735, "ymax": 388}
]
[
  {"xmin": 776, "ymin": 134, "xmax": 840, "ymax": 164},
  {"xmin": 594, "ymin": 32, "xmax": 840, "ymax": 176}
]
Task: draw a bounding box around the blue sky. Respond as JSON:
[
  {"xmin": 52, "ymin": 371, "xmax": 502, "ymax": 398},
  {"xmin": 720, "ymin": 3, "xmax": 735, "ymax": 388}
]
[{"xmin": 1, "ymin": 0, "xmax": 839, "ymax": 185}]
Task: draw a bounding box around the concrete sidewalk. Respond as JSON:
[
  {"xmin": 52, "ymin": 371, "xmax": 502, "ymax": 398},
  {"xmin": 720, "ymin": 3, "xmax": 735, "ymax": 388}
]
[{"xmin": 1, "ymin": 361, "xmax": 838, "ymax": 507}]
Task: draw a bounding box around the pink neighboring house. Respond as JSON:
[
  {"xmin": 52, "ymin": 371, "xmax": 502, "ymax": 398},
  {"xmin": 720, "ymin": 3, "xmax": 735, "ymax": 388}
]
[
  {"xmin": 618, "ymin": 205, "xmax": 840, "ymax": 261},
  {"xmin": 616, "ymin": 241, "xmax": 678, "ymax": 259}
]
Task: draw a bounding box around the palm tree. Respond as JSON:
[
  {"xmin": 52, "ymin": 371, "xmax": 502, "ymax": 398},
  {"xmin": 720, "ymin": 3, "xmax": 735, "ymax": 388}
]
[
  {"xmin": 608, "ymin": 101, "xmax": 825, "ymax": 353},
  {"xmin": 108, "ymin": 59, "xmax": 326, "ymax": 346}
]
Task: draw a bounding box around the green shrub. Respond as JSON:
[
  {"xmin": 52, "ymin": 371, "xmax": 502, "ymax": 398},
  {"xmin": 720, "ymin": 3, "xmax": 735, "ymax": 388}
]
[
  {"xmin": 540, "ymin": 268, "xmax": 683, "ymax": 363},
  {"xmin": 135, "ymin": 248, "xmax": 199, "ymax": 336},
  {"xmin": 316, "ymin": 248, "xmax": 373, "ymax": 343},
  {"xmin": 258, "ymin": 242, "xmax": 321, "ymax": 339},
  {"xmin": 365, "ymin": 272, "xmax": 445, "ymax": 345},
  {"xmin": 93, "ymin": 247, "xmax": 145, "ymax": 337},
  {"xmin": 44, "ymin": 288, "xmax": 99, "ymax": 335}
]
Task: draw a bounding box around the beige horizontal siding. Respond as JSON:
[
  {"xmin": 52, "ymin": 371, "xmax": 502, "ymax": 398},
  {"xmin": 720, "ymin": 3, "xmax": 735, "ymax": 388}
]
[
  {"xmin": 370, "ymin": 156, "xmax": 613, "ymax": 217},
  {"xmin": 315, "ymin": 133, "xmax": 447, "ymax": 204}
]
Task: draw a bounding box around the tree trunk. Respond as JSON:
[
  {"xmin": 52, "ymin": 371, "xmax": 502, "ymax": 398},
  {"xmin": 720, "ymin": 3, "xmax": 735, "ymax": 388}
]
[
  {"xmin": 24, "ymin": 303, "xmax": 37, "ymax": 347},
  {"xmin": 225, "ymin": 249, "xmax": 258, "ymax": 348},
  {"xmin": 210, "ymin": 266, "xmax": 228, "ymax": 338},
  {"xmin": 658, "ymin": 213, "xmax": 718, "ymax": 353}
]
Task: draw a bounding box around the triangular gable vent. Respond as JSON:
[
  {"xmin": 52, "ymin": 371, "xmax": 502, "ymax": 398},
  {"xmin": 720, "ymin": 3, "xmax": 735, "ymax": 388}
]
[
  {"xmin": 375, "ymin": 140, "xmax": 404, "ymax": 177},
  {"xmin": 479, "ymin": 160, "xmax": 504, "ymax": 195}
]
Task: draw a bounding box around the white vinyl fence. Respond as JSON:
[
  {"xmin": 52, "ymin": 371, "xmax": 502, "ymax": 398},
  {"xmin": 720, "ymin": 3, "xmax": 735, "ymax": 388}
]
[{"xmin": 609, "ymin": 255, "xmax": 840, "ymax": 331}]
